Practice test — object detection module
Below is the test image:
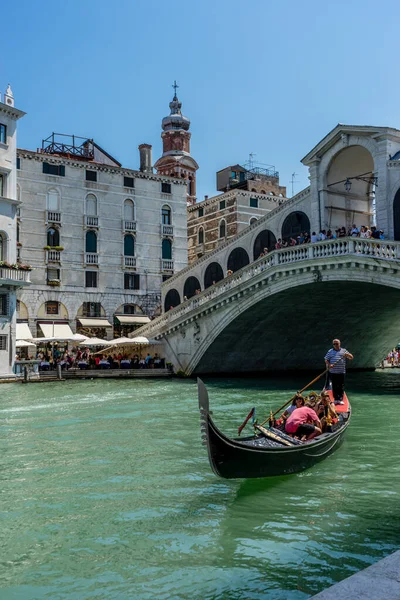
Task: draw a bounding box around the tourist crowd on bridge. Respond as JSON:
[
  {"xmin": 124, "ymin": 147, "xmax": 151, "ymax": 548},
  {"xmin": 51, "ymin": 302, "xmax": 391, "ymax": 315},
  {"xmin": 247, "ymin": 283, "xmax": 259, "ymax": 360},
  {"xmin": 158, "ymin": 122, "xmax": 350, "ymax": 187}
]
[{"xmin": 270, "ymin": 224, "xmax": 385, "ymax": 253}]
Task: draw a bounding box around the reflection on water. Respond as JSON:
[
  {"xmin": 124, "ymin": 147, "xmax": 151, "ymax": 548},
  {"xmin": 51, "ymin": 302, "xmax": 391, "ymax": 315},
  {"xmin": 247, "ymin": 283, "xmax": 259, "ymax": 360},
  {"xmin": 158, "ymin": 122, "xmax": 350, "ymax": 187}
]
[{"xmin": 0, "ymin": 372, "xmax": 399, "ymax": 599}]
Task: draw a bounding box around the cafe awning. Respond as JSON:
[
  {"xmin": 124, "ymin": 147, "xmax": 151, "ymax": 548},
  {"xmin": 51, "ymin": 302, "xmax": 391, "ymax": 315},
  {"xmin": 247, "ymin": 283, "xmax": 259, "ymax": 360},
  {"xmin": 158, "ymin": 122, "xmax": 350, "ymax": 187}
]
[
  {"xmin": 16, "ymin": 322, "xmax": 34, "ymax": 340},
  {"xmin": 77, "ymin": 318, "xmax": 112, "ymax": 328},
  {"xmin": 38, "ymin": 323, "xmax": 74, "ymax": 338},
  {"xmin": 114, "ymin": 315, "xmax": 151, "ymax": 325}
]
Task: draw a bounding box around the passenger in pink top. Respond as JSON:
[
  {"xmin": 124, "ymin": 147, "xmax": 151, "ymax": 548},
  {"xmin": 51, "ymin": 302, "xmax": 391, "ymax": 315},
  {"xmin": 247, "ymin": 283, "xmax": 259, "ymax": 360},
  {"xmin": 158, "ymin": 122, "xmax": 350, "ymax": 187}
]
[{"xmin": 285, "ymin": 406, "xmax": 322, "ymax": 440}]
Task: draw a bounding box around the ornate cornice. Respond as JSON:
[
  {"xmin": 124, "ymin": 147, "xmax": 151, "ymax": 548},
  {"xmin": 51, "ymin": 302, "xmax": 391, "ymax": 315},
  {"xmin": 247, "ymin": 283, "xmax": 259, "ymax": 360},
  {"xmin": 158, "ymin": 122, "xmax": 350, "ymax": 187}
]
[{"xmin": 16, "ymin": 149, "xmax": 187, "ymax": 185}]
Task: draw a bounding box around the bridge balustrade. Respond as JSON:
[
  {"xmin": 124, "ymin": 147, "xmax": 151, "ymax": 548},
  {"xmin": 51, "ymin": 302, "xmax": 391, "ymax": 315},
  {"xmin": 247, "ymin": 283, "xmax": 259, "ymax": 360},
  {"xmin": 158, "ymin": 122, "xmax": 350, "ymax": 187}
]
[{"xmin": 137, "ymin": 237, "xmax": 400, "ymax": 339}]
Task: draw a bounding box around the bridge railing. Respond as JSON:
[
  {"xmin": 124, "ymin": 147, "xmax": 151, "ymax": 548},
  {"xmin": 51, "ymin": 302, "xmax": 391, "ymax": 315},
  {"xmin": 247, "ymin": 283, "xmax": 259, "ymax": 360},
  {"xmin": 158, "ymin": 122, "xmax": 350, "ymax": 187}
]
[{"xmin": 137, "ymin": 237, "xmax": 400, "ymax": 338}]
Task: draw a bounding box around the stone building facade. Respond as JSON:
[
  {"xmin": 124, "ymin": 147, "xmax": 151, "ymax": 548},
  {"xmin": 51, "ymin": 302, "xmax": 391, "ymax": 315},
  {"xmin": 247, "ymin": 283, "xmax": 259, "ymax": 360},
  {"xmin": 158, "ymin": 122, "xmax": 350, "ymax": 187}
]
[
  {"xmin": 0, "ymin": 85, "xmax": 30, "ymax": 376},
  {"xmin": 16, "ymin": 133, "xmax": 188, "ymax": 340},
  {"xmin": 187, "ymin": 184, "xmax": 288, "ymax": 264}
]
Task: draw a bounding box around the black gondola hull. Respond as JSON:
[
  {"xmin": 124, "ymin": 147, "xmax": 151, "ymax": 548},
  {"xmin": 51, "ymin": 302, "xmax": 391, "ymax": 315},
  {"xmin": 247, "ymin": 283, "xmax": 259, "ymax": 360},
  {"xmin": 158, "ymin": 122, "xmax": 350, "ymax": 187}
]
[{"xmin": 198, "ymin": 378, "xmax": 351, "ymax": 479}]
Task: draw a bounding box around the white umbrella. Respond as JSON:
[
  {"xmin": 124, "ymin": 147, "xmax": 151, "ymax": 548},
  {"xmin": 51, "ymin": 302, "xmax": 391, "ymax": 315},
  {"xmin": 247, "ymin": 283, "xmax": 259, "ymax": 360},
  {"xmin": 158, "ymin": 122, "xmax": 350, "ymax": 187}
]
[
  {"xmin": 16, "ymin": 340, "xmax": 37, "ymax": 348},
  {"xmin": 79, "ymin": 337, "xmax": 110, "ymax": 346},
  {"xmin": 69, "ymin": 333, "xmax": 88, "ymax": 342},
  {"xmin": 130, "ymin": 336, "xmax": 150, "ymax": 345},
  {"xmin": 110, "ymin": 336, "xmax": 135, "ymax": 345}
]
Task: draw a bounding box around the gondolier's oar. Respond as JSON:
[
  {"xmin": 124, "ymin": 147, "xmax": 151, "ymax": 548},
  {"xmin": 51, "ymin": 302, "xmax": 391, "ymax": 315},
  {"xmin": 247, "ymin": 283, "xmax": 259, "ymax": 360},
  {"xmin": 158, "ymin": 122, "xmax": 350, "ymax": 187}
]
[{"xmin": 259, "ymin": 354, "xmax": 346, "ymax": 427}]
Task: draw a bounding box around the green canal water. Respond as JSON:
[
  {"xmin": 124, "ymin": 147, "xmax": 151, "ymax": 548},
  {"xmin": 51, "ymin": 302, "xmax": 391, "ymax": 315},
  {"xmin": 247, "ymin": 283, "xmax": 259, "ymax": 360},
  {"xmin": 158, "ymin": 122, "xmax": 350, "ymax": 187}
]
[{"xmin": 0, "ymin": 372, "xmax": 399, "ymax": 600}]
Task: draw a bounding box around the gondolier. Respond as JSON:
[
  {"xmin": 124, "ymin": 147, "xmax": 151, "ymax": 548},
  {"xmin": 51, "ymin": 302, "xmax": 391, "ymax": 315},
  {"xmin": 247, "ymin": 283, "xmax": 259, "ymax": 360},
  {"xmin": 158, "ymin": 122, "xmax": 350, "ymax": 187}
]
[{"xmin": 324, "ymin": 339, "xmax": 353, "ymax": 405}]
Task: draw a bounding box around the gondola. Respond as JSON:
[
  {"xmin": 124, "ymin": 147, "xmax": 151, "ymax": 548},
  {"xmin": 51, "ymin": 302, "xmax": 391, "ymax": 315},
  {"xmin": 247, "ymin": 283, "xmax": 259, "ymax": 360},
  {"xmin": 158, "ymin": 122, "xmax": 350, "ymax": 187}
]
[{"xmin": 198, "ymin": 378, "xmax": 351, "ymax": 479}]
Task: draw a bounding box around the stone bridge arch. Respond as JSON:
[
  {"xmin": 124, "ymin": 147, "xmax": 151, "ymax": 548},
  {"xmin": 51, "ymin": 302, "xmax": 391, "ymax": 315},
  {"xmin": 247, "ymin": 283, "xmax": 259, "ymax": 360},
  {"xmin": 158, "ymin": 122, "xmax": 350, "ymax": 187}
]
[{"xmin": 182, "ymin": 266, "xmax": 400, "ymax": 375}]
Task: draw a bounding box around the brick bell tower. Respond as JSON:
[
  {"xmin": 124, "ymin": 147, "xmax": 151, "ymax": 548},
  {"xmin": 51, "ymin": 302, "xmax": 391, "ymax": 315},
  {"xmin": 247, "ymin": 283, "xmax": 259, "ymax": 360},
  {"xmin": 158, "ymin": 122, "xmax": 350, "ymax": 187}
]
[{"xmin": 154, "ymin": 82, "xmax": 199, "ymax": 206}]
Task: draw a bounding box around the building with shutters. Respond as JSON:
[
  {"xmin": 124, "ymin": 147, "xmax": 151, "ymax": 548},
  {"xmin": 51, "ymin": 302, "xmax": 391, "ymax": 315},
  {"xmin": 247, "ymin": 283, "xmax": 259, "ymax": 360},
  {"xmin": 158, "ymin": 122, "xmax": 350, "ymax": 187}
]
[
  {"xmin": 0, "ymin": 84, "xmax": 30, "ymax": 376},
  {"xmin": 16, "ymin": 129, "xmax": 188, "ymax": 340}
]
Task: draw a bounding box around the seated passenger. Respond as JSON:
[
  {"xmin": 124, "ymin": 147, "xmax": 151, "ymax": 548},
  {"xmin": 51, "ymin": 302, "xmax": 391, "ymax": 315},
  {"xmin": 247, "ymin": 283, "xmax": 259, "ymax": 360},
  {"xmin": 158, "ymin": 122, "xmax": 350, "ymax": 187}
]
[
  {"xmin": 285, "ymin": 406, "xmax": 322, "ymax": 440},
  {"xmin": 281, "ymin": 395, "xmax": 305, "ymax": 420}
]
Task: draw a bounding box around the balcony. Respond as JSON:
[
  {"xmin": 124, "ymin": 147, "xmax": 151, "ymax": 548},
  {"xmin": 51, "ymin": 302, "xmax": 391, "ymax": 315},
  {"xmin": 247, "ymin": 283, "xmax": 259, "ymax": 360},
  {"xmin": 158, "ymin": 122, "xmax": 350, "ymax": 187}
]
[
  {"xmin": 162, "ymin": 224, "xmax": 174, "ymax": 236},
  {"xmin": 46, "ymin": 250, "xmax": 61, "ymax": 263},
  {"xmin": 46, "ymin": 210, "xmax": 61, "ymax": 224},
  {"xmin": 85, "ymin": 215, "xmax": 99, "ymax": 228},
  {"xmin": 161, "ymin": 259, "xmax": 174, "ymax": 271},
  {"xmin": 0, "ymin": 267, "xmax": 31, "ymax": 286},
  {"xmin": 124, "ymin": 256, "xmax": 136, "ymax": 268},
  {"xmin": 85, "ymin": 253, "xmax": 99, "ymax": 265},
  {"xmin": 123, "ymin": 220, "xmax": 136, "ymax": 232}
]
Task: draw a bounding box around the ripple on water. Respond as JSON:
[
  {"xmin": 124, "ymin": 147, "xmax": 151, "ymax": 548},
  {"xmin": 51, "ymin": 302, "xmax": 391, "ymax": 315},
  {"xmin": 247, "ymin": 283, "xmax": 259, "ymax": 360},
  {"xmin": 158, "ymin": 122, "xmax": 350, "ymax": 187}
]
[{"xmin": 0, "ymin": 373, "xmax": 399, "ymax": 599}]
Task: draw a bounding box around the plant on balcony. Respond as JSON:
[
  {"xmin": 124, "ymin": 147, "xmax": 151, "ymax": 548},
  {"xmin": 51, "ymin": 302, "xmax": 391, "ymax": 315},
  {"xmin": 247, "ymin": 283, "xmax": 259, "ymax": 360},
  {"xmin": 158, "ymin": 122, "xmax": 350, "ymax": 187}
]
[
  {"xmin": 43, "ymin": 245, "xmax": 64, "ymax": 251},
  {"xmin": 47, "ymin": 280, "xmax": 60, "ymax": 286},
  {"xmin": 43, "ymin": 245, "xmax": 51, "ymax": 250},
  {"xmin": 17, "ymin": 242, "xmax": 22, "ymax": 247},
  {"xmin": 0, "ymin": 261, "xmax": 32, "ymax": 271}
]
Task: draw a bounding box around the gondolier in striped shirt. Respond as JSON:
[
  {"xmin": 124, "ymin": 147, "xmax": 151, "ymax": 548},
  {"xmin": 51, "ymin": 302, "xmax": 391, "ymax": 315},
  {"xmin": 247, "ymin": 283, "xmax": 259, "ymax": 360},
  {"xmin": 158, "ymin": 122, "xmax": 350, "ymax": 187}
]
[{"xmin": 324, "ymin": 339, "xmax": 354, "ymax": 405}]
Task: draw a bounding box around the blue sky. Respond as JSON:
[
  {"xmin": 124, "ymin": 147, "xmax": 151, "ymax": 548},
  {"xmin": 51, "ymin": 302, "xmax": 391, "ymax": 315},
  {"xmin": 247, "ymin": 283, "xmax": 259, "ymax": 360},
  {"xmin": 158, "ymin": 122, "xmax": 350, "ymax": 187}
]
[{"xmin": 3, "ymin": 0, "xmax": 398, "ymax": 200}]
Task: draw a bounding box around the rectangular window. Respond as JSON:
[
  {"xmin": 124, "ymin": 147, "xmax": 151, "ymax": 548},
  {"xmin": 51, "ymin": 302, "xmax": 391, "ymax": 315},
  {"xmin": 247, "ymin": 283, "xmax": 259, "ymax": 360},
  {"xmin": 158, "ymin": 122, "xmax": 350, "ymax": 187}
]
[
  {"xmin": 43, "ymin": 162, "xmax": 65, "ymax": 177},
  {"xmin": 85, "ymin": 270, "xmax": 98, "ymax": 288},
  {"xmin": 47, "ymin": 268, "xmax": 60, "ymax": 282},
  {"xmin": 0, "ymin": 335, "xmax": 7, "ymax": 351},
  {"xmin": 198, "ymin": 207, "xmax": 204, "ymax": 217},
  {"xmin": 46, "ymin": 301, "xmax": 59, "ymax": 315},
  {"xmin": 0, "ymin": 174, "xmax": 3, "ymax": 197},
  {"xmin": 17, "ymin": 157, "xmax": 21, "ymax": 170},
  {"xmin": 124, "ymin": 176, "xmax": 134, "ymax": 188},
  {"xmin": 0, "ymin": 294, "xmax": 9, "ymax": 316},
  {"xmin": 162, "ymin": 274, "xmax": 172, "ymax": 282},
  {"xmin": 86, "ymin": 170, "xmax": 97, "ymax": 182},
  {"xmin": 124, "ymin": 273, "xmax": 140, "ymax": 290},
  {"xmin": 250, "ymin": 197, "xmax": 258, "ymax": 208},
  {"xmin": 83, "ymin": 302, "xmax": 101, "ymax": 317},
  {"xmin": 0, "ymin": 124, "xmax": 6, "ymax": 144},
  {"xmin": 219, "ymin": 200, "xmax": 226, "ymax": 210},
  {"xmin": 123, "ymin": 305, "xmax": 136, "ymax": 314},
  {"xmin": 161, "ymin": 182, "xmax": 171, "ymax": 194}
]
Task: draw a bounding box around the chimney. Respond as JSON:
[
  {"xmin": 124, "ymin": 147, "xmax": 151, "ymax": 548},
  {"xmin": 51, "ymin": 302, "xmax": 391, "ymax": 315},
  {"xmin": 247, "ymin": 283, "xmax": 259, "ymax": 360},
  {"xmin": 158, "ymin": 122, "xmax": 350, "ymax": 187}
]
[
  {"xmin": 204, "ymin": 195, "xmax": 208, "ymax": 201},
  {"xmin": 138, "ymin": 144, "xmax": 153, "ymax": 174}
]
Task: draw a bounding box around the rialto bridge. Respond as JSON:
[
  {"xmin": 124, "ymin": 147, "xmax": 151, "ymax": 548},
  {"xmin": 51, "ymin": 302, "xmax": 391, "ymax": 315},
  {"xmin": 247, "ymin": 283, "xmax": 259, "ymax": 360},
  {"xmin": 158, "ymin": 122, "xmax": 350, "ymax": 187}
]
[{"xmin": 133, "ymin": 124, "xmax": 400, "ymax": 374}]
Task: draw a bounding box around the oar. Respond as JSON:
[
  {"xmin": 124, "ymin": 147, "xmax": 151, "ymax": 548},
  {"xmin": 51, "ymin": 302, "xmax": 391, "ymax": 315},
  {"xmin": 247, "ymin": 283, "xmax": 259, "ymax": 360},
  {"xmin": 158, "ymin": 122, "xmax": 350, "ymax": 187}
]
[{"xmin": 259, "ymin": 354, "xmax": 346, "ymax": 427}]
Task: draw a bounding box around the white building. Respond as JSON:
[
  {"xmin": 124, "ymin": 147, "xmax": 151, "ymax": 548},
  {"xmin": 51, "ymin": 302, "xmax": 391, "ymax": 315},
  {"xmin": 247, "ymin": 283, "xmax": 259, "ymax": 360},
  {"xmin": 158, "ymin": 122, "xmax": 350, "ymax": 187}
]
[
  {"xmin": 16, "ymin": 133, "xmax": 188, "ymax": 340},
  {"xmin": 0, "ymin": 84, "xmax": 30, "ymax": 377}
]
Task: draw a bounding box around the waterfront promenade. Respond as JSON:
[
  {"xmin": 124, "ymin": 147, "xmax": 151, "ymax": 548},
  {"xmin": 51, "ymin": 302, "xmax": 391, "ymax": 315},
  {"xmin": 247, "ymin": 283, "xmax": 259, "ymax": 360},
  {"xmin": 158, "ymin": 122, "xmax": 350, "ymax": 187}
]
[{"xmin": 311, "ymin": 550, "xmax": 400, "ymax": 599}]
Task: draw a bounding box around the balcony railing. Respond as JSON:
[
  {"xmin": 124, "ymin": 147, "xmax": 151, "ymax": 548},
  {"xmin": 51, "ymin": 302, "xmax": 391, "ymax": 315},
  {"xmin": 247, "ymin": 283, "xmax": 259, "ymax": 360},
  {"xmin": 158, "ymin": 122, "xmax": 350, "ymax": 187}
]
[
  {"xmin": 85, "ymin": 215, "xmax": 99, "ymax": 227},
  {"xmin": 124, "ymin": 256, "xmax": 136, "ymax": 268},
  {"xmin": 85, "ymin": 253, "xmax": 98, "ymax": 265},
  {"xmin": 0, "ymin": 267, "xmax": 31, "ymax": 285},
  {"xmin": 123, "ymin": 220, "xmax": 136, "ymax": 232},
  {"xmin": 162, "ymin": 224, "xmax": 173, "ymax": 236},
  {"xmin": 46, "ymin": 210, "xmax": 61, "ymax": 224},
  {"xmin": 46, "ymin": 250, "xmax": 61, "ymax": 262},
  {"xmin": 161, "ymin": 259, "xmax": 174, "ymax": 271}
]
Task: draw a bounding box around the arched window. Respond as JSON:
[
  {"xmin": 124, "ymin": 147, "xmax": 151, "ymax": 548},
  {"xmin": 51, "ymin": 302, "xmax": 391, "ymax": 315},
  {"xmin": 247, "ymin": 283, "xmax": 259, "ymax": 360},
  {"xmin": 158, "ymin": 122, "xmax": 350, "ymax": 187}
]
[
  {"xmin": 46, "ymin": 189, "xmax": 60, "ymax": 211},
  {"xmin": 47, "ymin": 227, "xmax": 60, "ymax": 247},
  {"xmin": 164, "ymin": 289, "xmax": 180, "ymax": 312},
  {"xmin": 198, "ymin": 227, "xmax": 204, "ymax": 245},
  {"xmin": 124, "ymin": 234, "xmax": 135, "ymax": 256},
  {"xmin": 281, "ymin": 211, "xmax": 310, "ymax": 240},
  {"xmin": 227, "ymin": 247, "xmax": 250, "ymax": 273},
  {"xmin": 86, "ymin": 194, "xmax": 97, "ymax": 216},
  {"xmin": 162, "ymin": 205, "xmax": 172, "ymax": 225},
  {"xmin": 250, "ymin": 217, "xmax": 258, "ymax": 225},
  {"xmin": 188, "ymin": 178, "xmax": 193, "ymax": 196},
  {"xmin": 162, "ymin": 239, "xmax": 172, "ymax": 260},
  {"xmin": 86, "ymin": 230, "xmax": 97, "ymax": 253},
  {"xmin": 184, "ymin": 276, "xmax": 201, "ymax": 299},
  {"xmin": 204, "ymin": 262, "xmax": 224, "ymax": 289},
  {"xmin": 253, "ymin": 229, "xmax": 277, "ymax": 259},
  {"xmin": 219, "ymin": 219, "xmax": 226, "ymax": 238},
  {"xmin": 0, "ymin": 232, "xmax": 6, "ymax": 261},
  {"xmin": 124, "ymin": 199, "xmax": 135, "ymax": 221}
]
